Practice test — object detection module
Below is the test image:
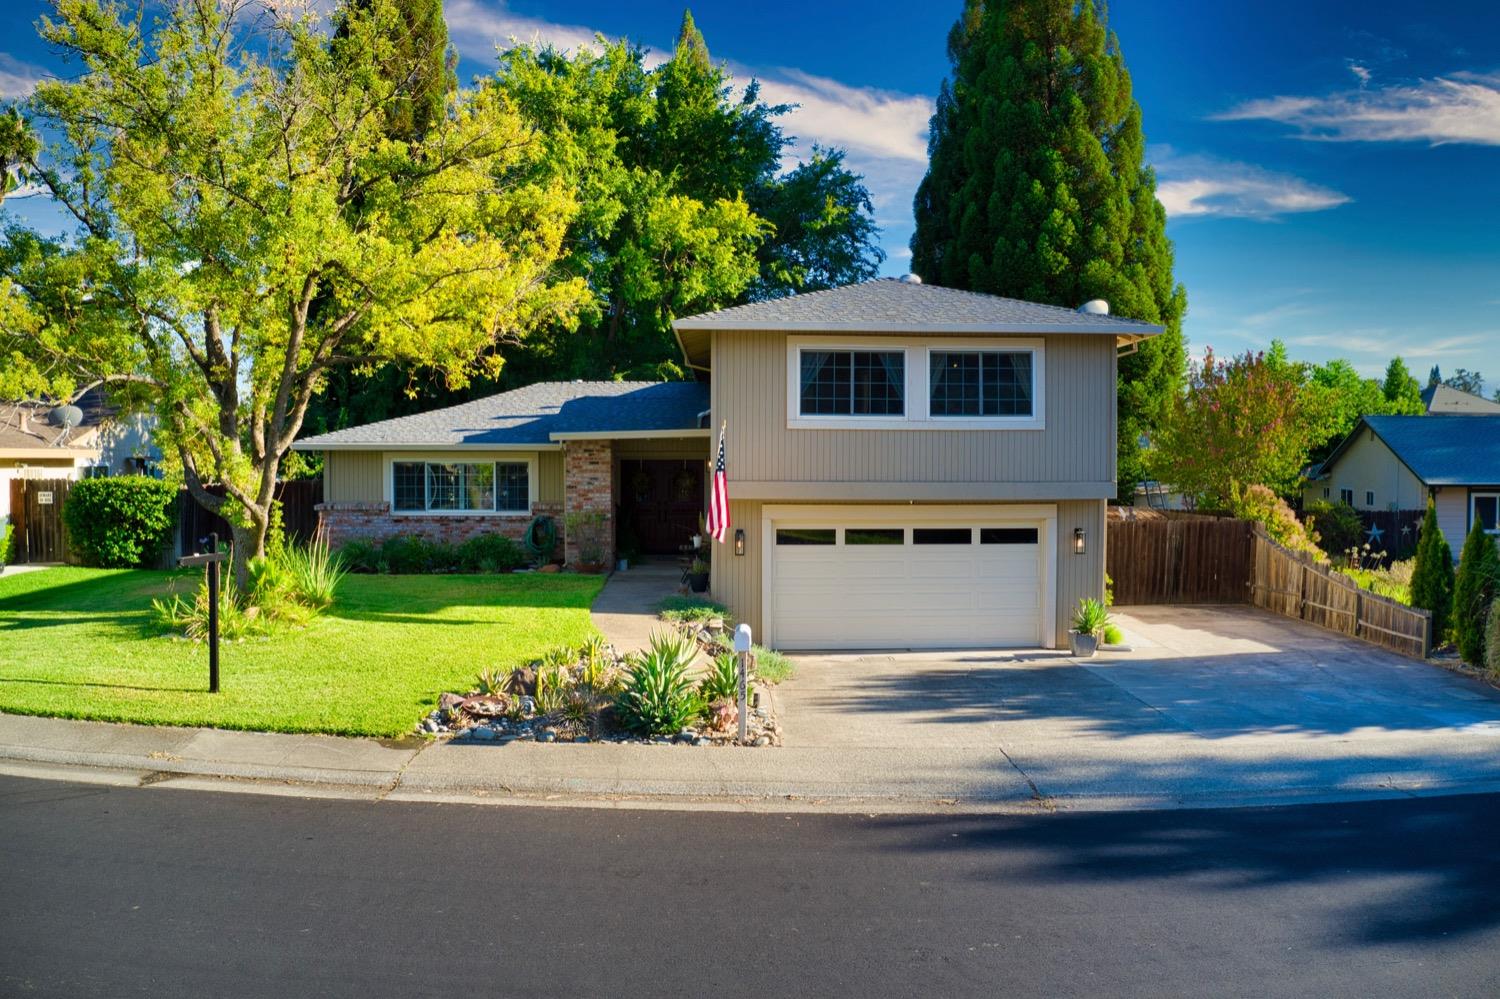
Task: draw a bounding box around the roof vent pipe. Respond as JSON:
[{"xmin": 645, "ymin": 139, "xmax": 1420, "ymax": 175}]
[
  {"xmin": 1077, "ymin": 299, "xmax": 1109, "ymax": 315},
  {"xmin": 899, "ymin": 273, "xmax": 922, "ymax": 284}
]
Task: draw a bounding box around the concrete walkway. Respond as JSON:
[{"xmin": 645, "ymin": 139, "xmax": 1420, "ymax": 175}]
[{"xmin": 589, "ymin": 560, "xmax": 684, "ymax": 654}]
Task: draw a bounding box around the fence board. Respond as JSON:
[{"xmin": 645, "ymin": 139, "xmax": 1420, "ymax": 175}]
[
  {"xmin": 1248, "ymin": 526, "xmax": 1430, "ymax": 660},
  {"xmin": 1106, "ymin": 518, "xmax": 1254, "ymax": 605},
  {"xmin": 176, "ymin": 478, "xmax": 324, "ymax": 556},
  {"xmin": 8, "ymin": 478, "xmax": 73, "ymax": 563}
]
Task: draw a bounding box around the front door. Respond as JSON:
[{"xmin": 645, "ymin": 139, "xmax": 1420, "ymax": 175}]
[{"xmin": 618, "ymin": 459, "xmax": 703, "ymax": 555}]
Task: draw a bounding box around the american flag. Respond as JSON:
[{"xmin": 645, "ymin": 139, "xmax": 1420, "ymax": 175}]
[{"xmin": 706, "ymin": 422, "xmax": 730, "ymax": 543}]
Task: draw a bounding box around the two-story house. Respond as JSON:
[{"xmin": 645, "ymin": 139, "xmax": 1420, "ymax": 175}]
[{"xmin": 295, "ymin": 278, "xmax": 1161, "ymax": 650}]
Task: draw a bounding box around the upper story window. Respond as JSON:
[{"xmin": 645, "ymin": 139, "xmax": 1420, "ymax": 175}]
[
  {"xmin": 786, "ymin": 335, "xmax": 1046, "ymax": 431},
  {"xmin": 798, "ymin": 350, "xmax": 905, "ymax": 417},
  {"xmin": 393, "ymin": 460, "xmax": 530, "ymax": 514},
  {"xmin": 929, "ymin": 350, "xmax": 1034, "ymax": 418}
]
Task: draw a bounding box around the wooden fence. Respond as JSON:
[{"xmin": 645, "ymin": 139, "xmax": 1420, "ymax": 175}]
[
  {"xmin": 1248, "ymin": 526, "xmax": 1431, "ymax": 659},
  {"xmin": 1106, "ymin": 517, "xmax": 1254, "ymax": 605},
  {"xmin": 175, "ymin": 478, "xmax": 324, "ymax": 557},
  {"xmin": 7, "ymin": 478, "xmax": 73, "ymax": 563}
]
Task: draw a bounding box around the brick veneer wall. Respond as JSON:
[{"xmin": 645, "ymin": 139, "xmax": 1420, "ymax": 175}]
[
  {"xmin": 563, "ymin": 439, "xmax": 614, "ymax": 568},
  {"xmin": 317, "ymin": 500, "xmax": 563, "ymax": 562}
]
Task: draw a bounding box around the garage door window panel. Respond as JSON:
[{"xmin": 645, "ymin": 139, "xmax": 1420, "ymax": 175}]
[
  {"xmin": 776, "ymin": 528, "xmax": 836, "ymax": 545},
  {"xmin": 980, "ymin": 527, "xmax": 1039, "ymax": 544},
  {"xmin": 845, "ymin": 528, "xmax": 904, "ymax": 545},
  {"xmin": 913, "ymin": 528, "xmax": 973, "ymax": 545}
]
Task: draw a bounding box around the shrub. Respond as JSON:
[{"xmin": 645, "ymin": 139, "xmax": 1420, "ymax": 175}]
[
  {"xmin": 1410, "ymin": 501, "xmax": 1455, "ymax": 645},
  {"xmin": 62, "ymin": 476, "xmax": 176, "ymax": 568},
  {"xmin": 337, "ymin": 538, "xmax": 381, "ymax": 573},
  {"xmin": 380, "ymin": 534, "xmax": 452, "ymax": 574},
  {"xmin": 1071, "ymin": 598, "xmax": 1111, "ymax": 637},
  {"xmin": 1343, "ymin": 560, "xmax": 1414, "ymax": 605},
  {"xmin": 0, "ymin": 517, "xmax": 11, "ymax": 566},
  {"xmin": 1305, "ymin": 500, "xmax": 1363, "ymax": 559},
  {"xmin": 1487, "ymin": 598, "xmax": 1500, "ymax": 677},
  {"xmin": 278, "ymin": 534, "xmax": 346, "ymax": 608},
  {"xmin": 1230, "ymin": 483, "xmax": 1324, "ymax": 561},
  {"xmin": 457, "ymin": 533, "xmax": 526, "ymax": 573},
  {"xmin": 1103, "ymin": 623, "xmax": 1124, "ymax": 645},
  {"xmin": 700, "ymin": 653, "xmax": 743, "ymax": 703},
  {"xmin": 150, "ymin": 575, "xmax": 293, "ymax": 640},
  {"xmin": 752, "ymin": 646, "xmax": 795, "ymax": 684},
  {"xmin": 1453, "ymin": 521, "xmax": 1500, "ymax": 666},
  {"xmin": 615, "ymin": 630, "xmax": 703, "ymax": 735},
  {"xmin": 658, "ymin": 595, "xmax": 732, "ymax": 626}
]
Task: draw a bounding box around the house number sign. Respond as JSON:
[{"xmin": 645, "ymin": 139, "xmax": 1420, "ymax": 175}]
[{"xmin": 36, "ymin": 491, "xmax": 53, "ymax": 505}]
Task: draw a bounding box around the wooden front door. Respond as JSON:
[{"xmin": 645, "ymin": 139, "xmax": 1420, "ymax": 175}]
[
  {"xmin": 10, "ymin": 477, "xmax": 73, "ymax": 563},
  {"xmin": 618, "ymin": 459, "xmax": 703, "ymax": 555}
]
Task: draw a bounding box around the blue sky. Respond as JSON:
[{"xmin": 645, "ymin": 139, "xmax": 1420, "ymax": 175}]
[{"xmin": 3, "ymin": 1, "xmax": 1496, "ymax": 391}]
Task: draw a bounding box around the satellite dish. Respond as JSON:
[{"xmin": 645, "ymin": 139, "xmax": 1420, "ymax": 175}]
[{"xmin": 49, "ymin": 405, "xmax": 84, "ymax": 429}]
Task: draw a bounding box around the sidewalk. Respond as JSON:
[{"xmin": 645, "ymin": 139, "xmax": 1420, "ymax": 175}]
[{"xmin": 589, "ymin": 560, "xmax": 682, "ymax": 654}]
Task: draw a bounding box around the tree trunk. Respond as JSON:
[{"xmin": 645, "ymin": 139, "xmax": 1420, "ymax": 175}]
[{"xmin": 227, "ymin": 517, "xmax": 267, "ymax": 594}]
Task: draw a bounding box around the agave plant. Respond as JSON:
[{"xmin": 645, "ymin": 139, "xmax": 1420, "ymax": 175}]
[
  {"xmin": 615, "ymin": 630, "xmax": 704, "ymax": 735},
  {"xmin": 699, "ymin": 652, "xmax": 743, "ymax": 703}
]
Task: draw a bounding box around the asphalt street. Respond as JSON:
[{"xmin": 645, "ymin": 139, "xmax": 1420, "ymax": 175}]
[{"xmin": 2, "ymin": 776, "xmax": 1498, "ymax": 997}]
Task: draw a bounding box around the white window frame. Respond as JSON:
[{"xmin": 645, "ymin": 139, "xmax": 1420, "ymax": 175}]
[
  {"xmin": 1340, "ymin": 487, "xmax": 1354, "ymax": 506},
  {"xmin": 1473, "ymin": 492, "xmax": 1500, "ymax": 536},
  {"xmin": 385, "ymin": 452, "xmax": 538, "ymax": 517},
  {"xmin": 1365, "ymin": 490, "xmax": 1375, "ymax": 507},
  {"xmin": 785, "ymin": 335, "xmax": 1045, "ymax": 431}
]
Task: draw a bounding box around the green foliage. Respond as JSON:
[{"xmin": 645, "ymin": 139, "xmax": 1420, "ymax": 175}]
[
  {"xmin": 339, "ymin": 533, "xmax": 523, "ymax": 574},
  {"xmin": 1382, "ymin": 356, "xmax": 1425, "ymax": 414},
  {"xmin": 1232, "ymin": 484, "xmax": 1326, "ymax": 561},
  {"xmin": 61, "ymin": 476, "xmax": 176, "ymax": 568},
  {"xmin": 277, "ymin": 534, "xmax": 347, "ymax": 609},
  {"xmin": 1445, "ymin": 369, "xmax": 1486, "ymax": 395},
  {"xmin": 1102, "ymin": 623, "xmax": 1124, "ymax": 645},
  {"xmin": 1071, "ymin": 598, "xmax": 1111, "ymax": 637},
  {"xmin": 1152, "ymin": 349, "xmax": 1326, "ymax": 508},
  {"xmin": 751, "ymin": 645, "xmax": 795, "ymax": 685},
  {"xmin": 1305, "ymin": 500, "xmax": 1364, "ymax": 559},
  {"xmin": 657, "ymin": 595, "xmax": 732, "ymax": 625},
  {"xmin": 457, "ymin": 533, "xmax": 527, "ymax": 573},
  {"xmin": 615, "ymin": 630, "xmax": 704, "ymax": 734},
  {"xmin": 700, "ymin": 653, "xmax": 743, "ymax": 703},
  {"xmin": 910, "ymin": 0, "xmax": 1186, "ymax": 497},
  {"xmin": 4, "ymin": 0, "xmax": 584, "ymax": 589},
  {"xmin": 333, "ymin": 0, "xmax": 456, "ymax": 147},
  {"xmin": 1342, "ymin": 560, "xmax": 1414, "ymax": 605},
  {"xmin": 0, "ymin": 517, "xmax": 11, "ymax": 566},
  {"xmin": 474, "ymin": 667, "xmax": 509, "ymax": 698},
  {"xmin": 150, "ymin": 574, "xmax": 299, "ymax": 641},
  {"xmin": 1453, "ymin": 521, "xmax": 1500, "ymax": 666},
  {"xmin": 336, "ymin": 538, "xmax": 382, "ymax": 574},
  {"xmin": 1410, "ymin": 502, "xmax": 1454, "ymax": 644},
  {"xmin": 1486, "ymin": 598, "xmax": 1500, "ymax": 676},
  {"xmin": 534, "ymin": 661, "xmax": 572, "ymax": 715}
]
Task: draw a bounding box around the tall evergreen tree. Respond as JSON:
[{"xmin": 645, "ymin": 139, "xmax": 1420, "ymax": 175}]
[
  {"xmin": 1453, "ymin": 520, "xmax": 1499, "ymax": 666},
  {"xmin": 911, "ymin": 0, "xmax": 1186, "ymax": 495},
  {"xmin": 1428, "ymin": 364, "xmax": 1443, "ymax": 389},
  {"xmin": 1410, "ymin": 501, "xmax": 1455, "ymax": 646},
  {"xmin": 1381, "ymin": 356, "xmax": 1424, "ymax": 414}
]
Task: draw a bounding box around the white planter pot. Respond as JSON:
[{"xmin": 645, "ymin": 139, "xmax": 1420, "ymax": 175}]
[{"xmin": 1068, "ymin": 630, "xmax": 1099, "ymax": 658}]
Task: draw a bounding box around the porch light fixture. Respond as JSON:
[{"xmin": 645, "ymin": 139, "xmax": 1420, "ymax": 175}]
[
  {"xmin": 1072, "ymin": 527, "xmax": 1086, "ymax": 555},
  {"xmin": 734, "ymin": 529, "xmax": 746, "ymax": 556}
]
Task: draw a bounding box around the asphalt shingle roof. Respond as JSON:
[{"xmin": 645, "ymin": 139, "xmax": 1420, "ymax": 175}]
[
  {"xmin": 1360, "ymin": 415, "xmax": 1500, "ymax": 486},
  {"xmin": 293, "ymin": 381, "xmax": 710, "ymax": 450},
  {"xmin": 673, "ymin": 278, "xmax": 1163, "ymax": 335},
  {"xmin": 1420, "ymin": 383, "xmax": 1500, "ymax": 414}
]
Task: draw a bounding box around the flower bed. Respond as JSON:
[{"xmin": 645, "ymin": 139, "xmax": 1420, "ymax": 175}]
[{"xmin": 421, "ymin": 632, "xmax": 781, "ymax": 746}]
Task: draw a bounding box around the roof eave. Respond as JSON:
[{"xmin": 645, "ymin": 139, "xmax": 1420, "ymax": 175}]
[
  {"xmin": 290, "ymin": 441, "xmax": 563, "ymax": 452},
  {"xmin": 548, "ymin": 428, "xmax": 712, "ymax": 442},
  {"xmin": 671, "ymin": 319, "xmax": 1162, "ymax": 336}
]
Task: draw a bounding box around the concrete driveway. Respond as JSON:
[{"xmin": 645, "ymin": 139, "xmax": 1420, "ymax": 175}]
[{"xmin": 773, "ymin": 604, "xmax": 1500, "ymax": 807}]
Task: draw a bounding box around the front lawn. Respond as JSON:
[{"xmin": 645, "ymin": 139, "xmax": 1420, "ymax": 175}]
[{"xmin": 0, "ymin": 567, "xmax": 603, "ymax": 737}]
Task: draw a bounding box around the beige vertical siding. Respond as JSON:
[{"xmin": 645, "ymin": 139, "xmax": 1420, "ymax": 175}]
[
  {"xmin": 538, "ymin": 450, "xmax": 564, "ymax": 505},
  {"xmin": 1054, "ymin": 498, "xmax": 1107, "ymax": 645},
  {"xmin": 1302, "ymin": 429, "xmax": 1427, "ymax": 511},
  {"xmin": 711, "ymin": 498, "xmax": 1104, "ymax": 647},
  {"xmin": 1434, "ymin": 486, "xmax": 1469, "ymax": 557},
  {"xmin": 711, "ymin": 330, "xmax": 1117, "ymax": 492},
  {"xmin": 323, "ymin": 451, "xmax": 383, "ymax": 502}
]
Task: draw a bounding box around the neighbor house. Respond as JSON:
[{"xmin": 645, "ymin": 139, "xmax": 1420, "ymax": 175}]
[
  {"xmin": 1303, "ymin": 414, "xmax": 1500, "ymax": 550},
  {"xmin": 295, "ymin": 277, "xmax": 1162, "ymax": 650},
  {"xmin": 1420, "ymin": 383, "xmax": 1500, "ymax": 415}
]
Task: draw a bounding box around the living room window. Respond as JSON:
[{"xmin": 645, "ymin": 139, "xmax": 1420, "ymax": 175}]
[{"xmin": 392, "ymin": 460, "xmax": 531, "ymax": 514}]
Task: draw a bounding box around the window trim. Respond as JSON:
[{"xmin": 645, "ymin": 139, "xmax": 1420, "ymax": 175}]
[
  {"xmin": 1339, "ymin": 487, "xmax": 1354, "ymax": 506},
  {"xmin": 385, "ymin": 452, "xmax": 538, "ymax": 517},
  {"xmin": 1472, "ymin": 491, "xmax": 1500, "ymax": 536},
  {"xmin": 785, "ymin": 335, "xmax": 1045, "ymax": 431}
]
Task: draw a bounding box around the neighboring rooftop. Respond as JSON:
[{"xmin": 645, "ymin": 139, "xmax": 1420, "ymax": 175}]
[
  {"xmin": 1421, "ymin": 383, "xmax": 1500, "ymax": 415},
  {"xmin": 1325, "ymin": 414, "xmax": 1500, "ymax": 486},
  {"xmin": 0, "ymin": 388, "xmax": 113, "ymax": 454},
  {"xmin": 672, "ymin": 278, "xmax": 1164, "ymax": 336},
  {"xmin": 293, "ymin": 381, "xmax": 711, "ymax": 450}
]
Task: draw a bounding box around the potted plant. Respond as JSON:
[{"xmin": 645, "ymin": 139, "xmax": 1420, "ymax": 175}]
[
  {"xmin": 1068, "ymin": 598, "xmax": 1110, "ymax": 657},
  {"xmin": 687, "ymin": 556, "xmax": 710, "ymax": 593}
]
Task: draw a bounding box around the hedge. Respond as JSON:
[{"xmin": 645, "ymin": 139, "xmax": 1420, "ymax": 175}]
[{"xmin": 62, "ymin": 476, "xmax": 178, "ymax": 568}]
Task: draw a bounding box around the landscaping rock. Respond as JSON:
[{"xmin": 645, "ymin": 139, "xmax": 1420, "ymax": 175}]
[
  {"xmin": 438, "ymin": 692, "xmax": 466, "ymax": 714},
  {"xmin": 459, "ymin": 694, "xmax": 510, "ymax": 718},
  {"xmin": 507, "ymin": 667, "xmax": 538, "ymax": 697},
  {"xmin": 536, "ymin": 730, "xmax": 557, "ymax": 743},
  {"xmin": 469, "ymin": 726, "xmax": 497, "ymax": 741},
  {"xmin": 753, "ymin": 735, "xmax": 770, "ymax": 747}
]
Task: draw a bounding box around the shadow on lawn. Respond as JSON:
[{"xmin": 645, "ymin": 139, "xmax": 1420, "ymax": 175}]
[{"xmin": 0, "ymin": 676, "xmax": 203, "ymax": 694}]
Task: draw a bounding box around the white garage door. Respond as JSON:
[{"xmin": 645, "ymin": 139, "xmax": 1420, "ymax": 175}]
[{"xmin": 767, "ymin": 514, "xmax": 1048, "ymax": 650}]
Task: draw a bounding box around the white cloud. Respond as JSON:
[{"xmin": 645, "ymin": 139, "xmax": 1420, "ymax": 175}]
[
  {"xmin": 1287, "ymin": 330, "xmax": 1491, "ymax": 358},
  {"xmin": 1151, "ymin": 150, "xmax": 1350, "ymax": 220},
  {"xmin": 0, "ymin": 54, "xmax": 45, "ymax": 98},
  {"xmin": 1216, "ymin": 71, "xmax": 1500, "ymax": 145},
  {"xmin": 443, "ymin": 0, "xmax": 608, "ymax": 62},
  {"xmin": 1347, "ymin": 60, "xmax": 1372, "ymax": 86},
  {"xmin": 4, "ymin": 181, "xmax": 49, "ymax": 199}
]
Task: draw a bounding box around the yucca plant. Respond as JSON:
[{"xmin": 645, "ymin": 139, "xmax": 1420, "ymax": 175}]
[
  {"xmin": 278, "ymin": 533, "xmax": 347, "ymax": 608},
  {"xmin": 615, "ymin": 630, "xmax": 704, "ymax": 735},
  {"xmin": 534, "ymin": 662, "xmax": 573, "ymax": 715},
  {"xmin": 1071, "ymin": 598, "xmax": 1111, "ymax": 638}
]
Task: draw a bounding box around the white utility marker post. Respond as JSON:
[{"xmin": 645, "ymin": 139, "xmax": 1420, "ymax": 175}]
[{"xmin": 733, "ymin": 623, "xmax": 753, "ymax": 744}]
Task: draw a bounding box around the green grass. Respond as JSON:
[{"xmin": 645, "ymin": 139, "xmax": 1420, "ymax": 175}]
[
  {"xmin": 0, "ymin": 567, "xmax": 603, "ymax": 737},
  {"xmin": 753, "ymin": 646, "xmax": 795, "ymax": 684},
  {"xmin": 1341, "ymin": 567, "xmax": 1412, "ymax": 605},
  {"xmin": 656, "ymin": 595, "xmax": 732, "ymax": 625}
]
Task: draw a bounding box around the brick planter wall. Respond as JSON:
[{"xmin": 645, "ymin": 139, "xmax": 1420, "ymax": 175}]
[
  {"xmin": 316, "ymin": 500, "xmax": 563, "ymax": 562},
  {"xmin": 563, "ymin": 439, "xmax": 614, "ymax": 569}
]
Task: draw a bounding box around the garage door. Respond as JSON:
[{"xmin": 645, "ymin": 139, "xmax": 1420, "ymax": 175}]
[{"xmin": 767, "ymin": 516, "xmax": 1047, "ymax": 650}]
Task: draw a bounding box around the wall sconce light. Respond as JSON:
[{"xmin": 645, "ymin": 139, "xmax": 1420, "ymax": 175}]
[
  {"xmin": 1072, "ymin": 527, "xmax": 1087, "ymax": 555},
  {"xmin": 734, "ymin": 528, "xmax": 746, "ymax": 556}
]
